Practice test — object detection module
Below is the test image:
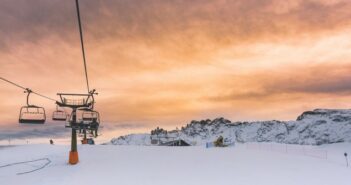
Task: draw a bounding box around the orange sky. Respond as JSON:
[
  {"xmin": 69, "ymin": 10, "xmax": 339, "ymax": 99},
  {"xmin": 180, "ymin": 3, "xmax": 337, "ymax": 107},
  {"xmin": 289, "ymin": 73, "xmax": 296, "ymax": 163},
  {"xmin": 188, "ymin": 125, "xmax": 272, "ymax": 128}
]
[{"xmin": 1, "ymin": 0, "xmax": 351, "ymax": 131}]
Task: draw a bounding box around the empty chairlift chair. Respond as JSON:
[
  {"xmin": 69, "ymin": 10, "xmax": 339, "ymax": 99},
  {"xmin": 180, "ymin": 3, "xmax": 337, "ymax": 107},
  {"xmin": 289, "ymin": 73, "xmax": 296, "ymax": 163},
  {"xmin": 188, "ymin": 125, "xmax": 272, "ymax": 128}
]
[
  {"xmin": 19, "ymin": 89, "xmax": 46, "ymax": 124},
  {"xmin": 19, "ymin": 105, "xmax": 46, "ymax": 124},
  {"xmin": 52, "ymin": 106, "xmax": 68, "ymax": 121}
]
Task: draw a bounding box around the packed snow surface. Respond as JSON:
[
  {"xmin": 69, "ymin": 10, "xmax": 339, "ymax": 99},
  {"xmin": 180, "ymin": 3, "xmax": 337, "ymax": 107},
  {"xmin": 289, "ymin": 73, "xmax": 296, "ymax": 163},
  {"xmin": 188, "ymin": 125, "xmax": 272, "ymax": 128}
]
[{"xmin": 1, "ymin": 143, "xmax": 351, "ymax": 185}]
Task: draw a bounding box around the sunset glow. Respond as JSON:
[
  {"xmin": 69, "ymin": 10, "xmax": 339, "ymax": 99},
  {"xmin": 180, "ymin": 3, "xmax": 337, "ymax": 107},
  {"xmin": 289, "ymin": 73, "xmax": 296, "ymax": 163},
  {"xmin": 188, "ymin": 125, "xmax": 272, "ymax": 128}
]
[{"xmin": 1, "ymin": 0, "xmax": 351, "ymax": 131}]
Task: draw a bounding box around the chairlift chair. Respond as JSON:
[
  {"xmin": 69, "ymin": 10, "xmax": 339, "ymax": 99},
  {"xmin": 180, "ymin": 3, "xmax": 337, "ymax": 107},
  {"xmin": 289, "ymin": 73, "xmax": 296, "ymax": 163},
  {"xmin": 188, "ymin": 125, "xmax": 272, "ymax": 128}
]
[
  {"xmin": 82, "ymin": 110, "xmax": 100, "ymax": 122},
  {"xmin": 65, "ymin": 112, "xmax": 81, "ymax": 129},
  {"xmin": 19, "ymin": 105, "xmax": 46, "ymax": 124},
  {"xmin": 81, "ymin": 109, "xmax": 100, "ymax": 129},
  {"xmin": 79, "ymin": 108, "xmax": 100, "ymax": 137},
  {"xmin": 19, "ymin": 89, "xmax": 46, "ymax": 124},
  {"xmin": 52, "ymin": 106, "xmax": 68, "ymax": 121}
]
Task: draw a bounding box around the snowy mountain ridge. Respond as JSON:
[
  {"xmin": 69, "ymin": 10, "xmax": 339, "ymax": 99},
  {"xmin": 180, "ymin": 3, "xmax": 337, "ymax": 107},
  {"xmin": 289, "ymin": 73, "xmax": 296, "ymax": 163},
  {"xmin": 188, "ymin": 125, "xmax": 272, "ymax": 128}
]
[{"xmin": 110, "ymin": 109, "xmax": 351, "ymax": 146}]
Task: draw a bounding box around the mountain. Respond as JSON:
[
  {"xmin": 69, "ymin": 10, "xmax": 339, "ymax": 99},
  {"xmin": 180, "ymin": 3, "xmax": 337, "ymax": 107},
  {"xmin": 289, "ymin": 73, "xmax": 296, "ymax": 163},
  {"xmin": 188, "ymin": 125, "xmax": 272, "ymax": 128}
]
[
  {"xmin": 110, "ymin": 109, "xmax": 351, "ymax": 146},
  {"xmin": 3, "ymin": 143, "xmax": 351, "ymax": 185}
]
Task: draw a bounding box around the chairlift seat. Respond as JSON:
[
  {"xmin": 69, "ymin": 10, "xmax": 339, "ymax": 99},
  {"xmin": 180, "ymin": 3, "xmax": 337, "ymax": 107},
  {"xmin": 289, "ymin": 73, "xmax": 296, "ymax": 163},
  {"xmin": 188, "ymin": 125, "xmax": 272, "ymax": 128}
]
[
  {"xmin": 19, "ymin": 118, "xmax": 45, "ymax": 124},
  {"xmin": 19, "ymin": 106, "xmax": 46, "ymax": 124},
  {"xmin": 52, "ymin": 110, "xmax": 68, "ymax": 121},
  {"xmin": 82, "ymin": 111, "xmax": 99, "ymax": 121}
]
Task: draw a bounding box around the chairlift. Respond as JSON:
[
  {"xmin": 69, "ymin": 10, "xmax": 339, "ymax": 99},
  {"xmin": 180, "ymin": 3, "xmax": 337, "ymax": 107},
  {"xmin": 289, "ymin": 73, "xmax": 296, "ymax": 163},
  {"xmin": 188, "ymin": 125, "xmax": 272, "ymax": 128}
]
[
  {"xmin": 57, "ymin": 92, "xmax": 97, "ymax": 129},
  {"xmin": 82, "ymin": 109, "xmax": 100, "ymax": 128},
  {"xmin": 65, "ymin": 112, "xmax": 81, "ymax": 129},
  {"xmin": 64, "ymin": 110, "xmax": 99, "ymax": 130},
  {"xmin": 19, "ymin": 89, "xmax": 46, "ymax": 124},
  {"xmin": 82, "ymin": 110, "xmax": 99, "ymax": 122},
  {"xmin": 79, "ymin": 108, "xmax": 100, "ymax": 137},
  {"xmin": 58, "ymin": 91, "xmax": 100, "ymax": 138},
  {"xmin": 52, "ymin": 106, "xmax": 68, "ymax": 121}
]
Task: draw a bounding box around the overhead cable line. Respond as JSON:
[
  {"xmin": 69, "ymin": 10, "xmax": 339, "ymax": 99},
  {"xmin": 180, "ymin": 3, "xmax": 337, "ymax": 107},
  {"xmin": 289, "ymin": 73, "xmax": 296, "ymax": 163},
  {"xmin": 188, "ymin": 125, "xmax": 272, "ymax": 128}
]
[
  {"xmin": 0, "ymin": 76, "xmax": 26, "ymax": 89},
  {"xmin": 0, "ymin": 77, "xmax": 57, "ymax": 102},
  {"xmin": 75, "ymin": 0, "xmax": 90, "ymax": 93}
]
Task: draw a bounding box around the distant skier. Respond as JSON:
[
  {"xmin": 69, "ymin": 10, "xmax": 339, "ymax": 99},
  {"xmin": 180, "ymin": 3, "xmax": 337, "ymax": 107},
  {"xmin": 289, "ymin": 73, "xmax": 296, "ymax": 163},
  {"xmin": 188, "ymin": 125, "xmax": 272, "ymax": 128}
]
[{"xmin": 50, "ymin": 139, "xmax": 54, "ymax": 145}]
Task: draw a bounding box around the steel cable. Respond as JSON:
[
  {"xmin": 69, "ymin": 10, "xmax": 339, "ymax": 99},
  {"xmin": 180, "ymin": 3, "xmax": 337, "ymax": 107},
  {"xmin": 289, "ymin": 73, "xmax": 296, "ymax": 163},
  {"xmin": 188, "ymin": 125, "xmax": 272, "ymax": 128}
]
[
  {"xmin": 75, "ymin": 0, "xmax": 90, "ymax": 93},
  {"xmin": 0, "ymin": 77, "xmax": 57, "ymax": 102}
]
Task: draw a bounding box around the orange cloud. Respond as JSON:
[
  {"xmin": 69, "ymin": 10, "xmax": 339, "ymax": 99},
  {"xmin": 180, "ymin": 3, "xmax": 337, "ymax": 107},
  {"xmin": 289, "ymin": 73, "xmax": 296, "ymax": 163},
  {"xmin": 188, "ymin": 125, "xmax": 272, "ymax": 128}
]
[{"xmin": 1, "ymin": 0, "xmax": 351, "ymax": 129}]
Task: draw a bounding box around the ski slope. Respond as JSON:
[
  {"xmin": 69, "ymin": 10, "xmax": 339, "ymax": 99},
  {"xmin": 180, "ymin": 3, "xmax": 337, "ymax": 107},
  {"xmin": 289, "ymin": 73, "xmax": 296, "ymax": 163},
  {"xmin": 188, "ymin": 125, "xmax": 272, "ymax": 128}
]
[{"xmin": 1, "ymin": 143, "xmax": 351, "ymax": 185}]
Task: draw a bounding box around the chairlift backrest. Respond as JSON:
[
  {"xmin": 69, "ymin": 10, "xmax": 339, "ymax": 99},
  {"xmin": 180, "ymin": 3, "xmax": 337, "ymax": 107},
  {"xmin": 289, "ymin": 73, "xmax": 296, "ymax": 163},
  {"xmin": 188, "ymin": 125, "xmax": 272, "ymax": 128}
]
[
  {"xmin": 52, "ymin": 110, "xmax": 68, "ymax": 121},
  {"xmin": 19, "ymin": 106, "xmax": 46, "ymax": 124},
  {"xmin": 18, "ymin": 89, "xmax": 46, "ymax": 124},
  {"xmin": 82, "ymin": 111, "xmax": 99, "ymax": 122}
]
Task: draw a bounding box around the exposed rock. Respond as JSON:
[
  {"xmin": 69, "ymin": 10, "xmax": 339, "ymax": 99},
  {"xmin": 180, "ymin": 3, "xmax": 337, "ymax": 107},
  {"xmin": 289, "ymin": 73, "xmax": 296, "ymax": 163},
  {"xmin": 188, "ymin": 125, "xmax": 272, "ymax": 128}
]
[{"xmin": 110, "ymin": 109, "xmax": 351, "ymax": 146}]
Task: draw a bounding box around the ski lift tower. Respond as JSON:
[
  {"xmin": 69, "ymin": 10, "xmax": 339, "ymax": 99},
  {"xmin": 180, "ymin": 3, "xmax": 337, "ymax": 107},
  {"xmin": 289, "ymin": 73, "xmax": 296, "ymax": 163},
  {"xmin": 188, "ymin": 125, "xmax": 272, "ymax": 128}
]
[{"xmin": 56, "ymin": 89, "xmax": 97, "ymax": 164}]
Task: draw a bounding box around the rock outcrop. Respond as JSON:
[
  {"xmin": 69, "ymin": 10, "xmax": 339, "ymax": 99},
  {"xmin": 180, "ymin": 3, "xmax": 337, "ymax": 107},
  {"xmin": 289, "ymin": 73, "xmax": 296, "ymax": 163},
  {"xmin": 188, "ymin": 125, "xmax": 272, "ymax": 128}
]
[{"xmin": 110, "ymin": 109, "xmax": 351, "ymax": 146}]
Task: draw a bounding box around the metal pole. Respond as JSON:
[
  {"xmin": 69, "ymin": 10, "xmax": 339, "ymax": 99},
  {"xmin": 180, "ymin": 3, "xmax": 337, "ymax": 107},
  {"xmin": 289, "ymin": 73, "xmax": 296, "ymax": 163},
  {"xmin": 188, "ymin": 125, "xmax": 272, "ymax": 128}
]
[
  {"xmin": 69, "ymin": 108, "xmax": 79, "ymax": 164},
  {"xmin": 71, "ymin": 109, "xmax": 77, "ymax": 152},
  {"xmin": 83, "ymin": 129, "xmax": 87, "ymax": 140},
  {"xmin": 71, "ymin": 131, "xmax": 77, "ymax": 152}
]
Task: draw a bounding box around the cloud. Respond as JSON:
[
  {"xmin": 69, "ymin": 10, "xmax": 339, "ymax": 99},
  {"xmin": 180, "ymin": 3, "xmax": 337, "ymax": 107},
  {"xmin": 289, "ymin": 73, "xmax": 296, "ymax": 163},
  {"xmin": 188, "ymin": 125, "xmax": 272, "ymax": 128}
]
[
  {"xmin": 0, "ymin": 124, "xmax": 70, "ymax": 140},
  {"xmin": 206, "ymin": 63, "xmax": 351, "ymax": 103},
  {"xmin": 102, "ymin": 123, "xmax": 146, "ymax": 130},
  {"xmin": 1, "ymin": 0, "xmax": 351, "ymax": 50},
  {"xmin": 1, "ymin": 0, "xmax": 351, "ymax": 127}
]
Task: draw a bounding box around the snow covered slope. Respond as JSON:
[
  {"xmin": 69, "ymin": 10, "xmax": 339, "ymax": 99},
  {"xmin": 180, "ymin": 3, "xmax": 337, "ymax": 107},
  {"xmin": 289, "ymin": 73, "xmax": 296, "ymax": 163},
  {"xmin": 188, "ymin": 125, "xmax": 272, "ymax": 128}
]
[
  {"xmin": 1, "ymin": 143, "xmax": 351, "ymax": 185},
  {"xmin": 110, "ymin": 109, "xmax": 351, "ymax": 145}
]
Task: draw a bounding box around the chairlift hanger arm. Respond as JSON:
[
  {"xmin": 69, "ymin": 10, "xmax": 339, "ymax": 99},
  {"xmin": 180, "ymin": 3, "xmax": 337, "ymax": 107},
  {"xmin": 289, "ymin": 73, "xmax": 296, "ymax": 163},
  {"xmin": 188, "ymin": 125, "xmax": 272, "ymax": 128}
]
[{"xmin": 25, "ymin": 89, "xmax": 31, "ymax": 106}]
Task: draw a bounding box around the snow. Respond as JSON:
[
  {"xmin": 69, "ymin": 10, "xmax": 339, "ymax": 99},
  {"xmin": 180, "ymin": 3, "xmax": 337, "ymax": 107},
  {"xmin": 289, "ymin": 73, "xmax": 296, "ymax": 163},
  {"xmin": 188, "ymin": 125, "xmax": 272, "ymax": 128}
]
[
  {"xmin": 1, "ymin": 143, "xmax": 351, "ymax": 185},
  {"xmin": 110, "ymin": 109, "xmax": 351, "ymax": 146},
  {"xmin": 110, "ymin": 134, "xmax": 151, "ymax": 145}
]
